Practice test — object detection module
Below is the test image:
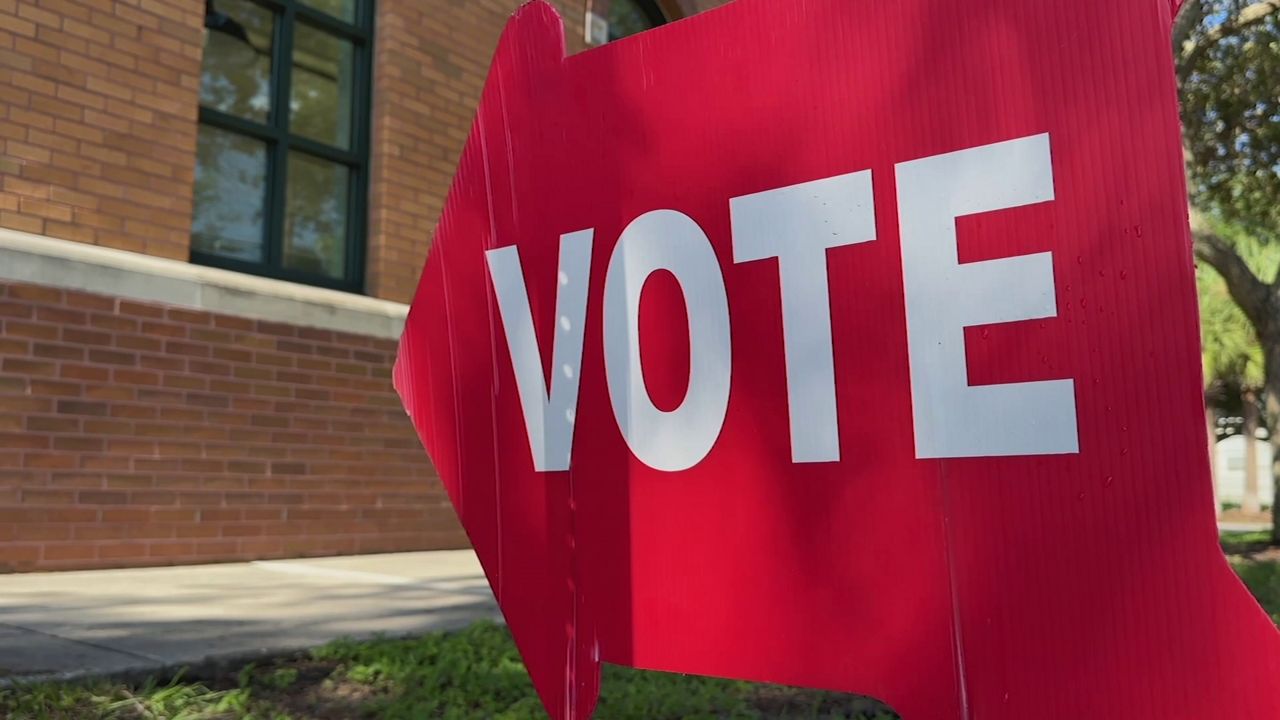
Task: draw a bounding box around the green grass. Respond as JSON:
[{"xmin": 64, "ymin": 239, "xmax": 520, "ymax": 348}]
[
  {"xmin": 0, "ymin": 623, "xmax": 895, "ymax": 719},
  {"xmin": 3, "ymin": 537, "xmax": 1278, "ymax": 720},
  {"xmin": 1232, "ymin": 557, "xmax": 1280, "ymax": 623},
  {"xmin": 1221, "ymin": 530, "xmax": 1273, "ymax": 553}
]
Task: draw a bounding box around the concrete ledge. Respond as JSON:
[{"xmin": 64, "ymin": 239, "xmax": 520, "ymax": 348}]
[{"xmin": 0, "ymin": 229, "xmax": 409, "ymax": 339}]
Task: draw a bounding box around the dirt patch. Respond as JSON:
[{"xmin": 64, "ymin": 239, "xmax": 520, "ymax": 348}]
[
  {"xmin": 194, "ymin": 656, "xmax": 385, "ymax": 720},
  {"xmin": 1220, "ymin": 508, "xmax": 1273, "ymax": 526}
]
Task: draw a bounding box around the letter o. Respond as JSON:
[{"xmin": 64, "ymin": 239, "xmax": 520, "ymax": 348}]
[{"xmin": 602, "ymin": 210, "xmax": 732, "ymax": 472}]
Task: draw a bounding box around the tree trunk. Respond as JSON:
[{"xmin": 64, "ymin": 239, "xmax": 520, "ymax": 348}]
[
  {"xmin": 1265, "ymin": 354, "xmax": 1280, "ymax": 543},
  {"xmin": 1207, "ymin": 404, "xmax": 1221, "ymax": 517},
  {"xmin": 1269, "ymin": 432, "xmax": 1280, "ymax": 544},
  {"xmin": 1243, "ymin": 388, "xmax": 1262, "ymax": 514}
]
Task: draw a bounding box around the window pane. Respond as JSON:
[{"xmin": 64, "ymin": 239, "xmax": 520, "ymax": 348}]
[
  {"xmin": 300, "ymin": 0, "xmax": 355, "ymax": 23},
  {"xmin": 283, "ymin": 152, "xmax": 349, "ymax": 279},
  {"xmin": 290, "ymin": 24, "xmax": 354, "ymax": 149},
  {"xmin": 192, "ymin": 125, "xmax": 267, "ymax": 263},
  {"xmin": 609, "ymin": 0, "xmax": 661, "ymax": 41},
  {"xmin": 200, "ymin": 0, "xmax": 274, "ymax": 121}
]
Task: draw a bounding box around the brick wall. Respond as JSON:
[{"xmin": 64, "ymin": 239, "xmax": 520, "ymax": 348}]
[
  {"xmin": 0, "ymin": 280, "xmax": 466, "ymax": 572},
  {"xmin": 366, "ymin": 0, "xmax": 590, "ymax": 304},
  {"xmin": 0, "ymin": 0, "xmax": 203, "ymax": 261},
  {"xmin": 0, "ymin": 0, "xmax": 729, "ymax": 303}
]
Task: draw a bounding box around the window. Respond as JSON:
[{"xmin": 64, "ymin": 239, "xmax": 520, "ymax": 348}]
[
  {"xmin": 608, "ymin": 0, "xmax": 666, "ymax": 41},
  {"xmin": 193, "ymin": 0, "xmax": 372, "ymax": 292}
]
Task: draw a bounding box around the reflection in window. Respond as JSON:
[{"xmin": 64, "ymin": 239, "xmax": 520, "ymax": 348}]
[
  {"xmin": 284, "ymin": 152, "xmax": 349, "ymax": 278},
  {"xmin": 608, "ymin": 0, "xmax": 665, "ymax": 41},
  {"xmin": 192, "ymin": 126, "xmax": 267, "ymax": 262},
  {"xmin": 199, "ymin": 0, "xmax": 273, "ymax": 121},
  {"xmin": 290, "ymin": 23, "xmax": 354, "ymax": 149},
  {"xmin": 191, "ymin": 0, "xmax": 371, "ymax": 291}
]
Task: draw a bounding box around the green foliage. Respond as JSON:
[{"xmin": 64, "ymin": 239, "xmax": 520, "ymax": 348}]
[
  {"xmin": 0, "ymin": 622, "xmax": 896, "ymax": 719},
  {"xmin": 1231, "ymin": 556, "xmax": 1280, "ymax": 623},
  {"xmin": 1181, "ymin": 0, "xmax": 1280, "ymax": 241},
  {"xmin": 1222, "ymin": 529, "xmax": 1274, "ymax": 551},
  {"xmin": 0, "ymin": 674, "xmax": 252, "ymax": 720},
  {"xmin": 313, "ymin": 623, "xmax": 546, "ymax": 719},
  {"xmin": 1198, "ymin": 220, "xmax": 1276, "ymax": 387},
  {"xmin": 309, "ymin": 622, "xmax": 895, "ymax": 719}
]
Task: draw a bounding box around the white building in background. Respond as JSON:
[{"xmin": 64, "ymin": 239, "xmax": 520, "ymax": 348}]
[{"xmin": 1214, "ymin": 433, "xmax": 1275, "ymax": 508}]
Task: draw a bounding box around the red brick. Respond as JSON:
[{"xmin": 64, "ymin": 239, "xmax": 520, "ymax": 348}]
[
  {"xmin": 15, "ymin": 524, "xmax": 71, "ymax": 541},
  {"xmin": 255, "ymin": 320, "xmax": 296, "ymax": 338},
  {"xmin": 26, "ymin": 415, "xmax": 80, "ymax": 432},
  {"xmin": 101, "ymin": 508, "xmax": 149, "ymax": 523},
  {"xmin": 73, "ymin": 524, "xmax": 129, "ymax": 541},
  {"xmin": 52, "ymin": 435, "xmax": 105, "ymax": 452},
  {"xmin": 97, "ymin": 543, "xmax": 149, "ymax": 559},
  {"xmin": 90, "ymin": 314, "xmax": 139, "ymax": 333},
  {"xmin": 112, "ymin": 368, "xmax": 159, "ymax": 385},
  {"xmin": 81, "ymin": 456, "xmax": 131, "ymax": 471},
  {"xmin": 118, "ymin": 301, "xmax": 164, "ymax": 319},
  {"xmin": 24, "ymin": 453, "xmax": 77, "ymax": 469},
  {"xmin": 146, "ymin": 542, "xmax": 194, "ymax": 557},
  {"xmin": 60, "ymin": 363, "xmax": 110, "ymax": 382},
  {"xmin": 3, "ymin": 357, "xmax": 57, "ymax": 376},
  {"xmin": 87, "ymin": 348, "xmax": 136, "ymax": 365},
  {"xmin": 7, "ymin": 284, "xmax": 63, "ymax": 303},
  {"xmin": 82, "ymin": 418, "xmax": 132, "ymax": 435},
  {"xmin": 213, "ymin": 315, "xmax": 254, "ymax": 331},
  {"xmin": 193, "ymin": 540, "xmax": 239, "ymax": 557},
  {"xmin": 21, "ymin": 488, "xmax": 75, "ymax": 503},
  {"xmin": 84, "ymin": 385, "xmax": 134, "ymax": 401},
  {"xmin": 5, "ymin": 320, "xmax": 58, "ymax": 340},
  {"xmin": 141, "ymin": 354, "xmax": 184, "ymax": 372},
  {"xmin": 175, "ymin": 523, "xmax": 220, "ymax": 538},
  {"xmin": 65, "ymin": 290, "xmax": 115, "ymax": 311},
  {"xmin": 35, "ymin": 306, "xmax": 86, "ymax": 325},
  {"xmin": 115, "ymin": 334, "xmax": 162, "ymax": 352},
  {"xmin": 131, "ymin": 491, "xmax": 177, "ymax": 505},
  {"xmin": 62, "ymin": 326, "xmax": 111, "ymax": 345},
  {"xmin": 43, "ymin": 544, "xmax": 98, "ymax": 561},
  {"xmin": 29, "ymin": 379, "xmax": 82, "ymax": 396},
  {"xmin": 163, "ymin": 340, "xmax": 208, "ymax": 358},
  {"xmin": 56, "ymin": 399, "xmax": 109, "ymax": 416},
  {"xmin": 33, "ymin": 342, "xmax": 85, "ymax": 361}
]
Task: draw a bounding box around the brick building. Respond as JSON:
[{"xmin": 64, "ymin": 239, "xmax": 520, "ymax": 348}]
[{"xmin": 0, "ymin": 0, "xmax": 727, "ymax": 571}]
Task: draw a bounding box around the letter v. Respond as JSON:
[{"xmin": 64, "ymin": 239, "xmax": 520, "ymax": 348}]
[{"xmin": 485, "ymin": 230, "xmax": 593, "ymax": 471}]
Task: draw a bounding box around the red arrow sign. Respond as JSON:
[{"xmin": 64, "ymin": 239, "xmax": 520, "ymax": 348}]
[{"xmin": 394, "ymin": 1, "xmax": 1280, "ymax": 717}]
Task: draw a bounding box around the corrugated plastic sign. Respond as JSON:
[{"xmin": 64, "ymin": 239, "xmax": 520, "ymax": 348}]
[{"xmin": 394, "ymin": 1, "xmax": 1280, "ymax": 717}]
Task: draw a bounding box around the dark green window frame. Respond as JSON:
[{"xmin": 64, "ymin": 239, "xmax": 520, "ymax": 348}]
[{"xmin": 194, "ymin": 0, "xmax": 374, "ymax": 293}]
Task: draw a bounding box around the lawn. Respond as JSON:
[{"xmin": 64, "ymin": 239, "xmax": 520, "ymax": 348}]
[
  {"xmin": 0, "ymin": 622, "xmax": 894, "ymax": 720},
  {"xmin": 1224, "ymin": 530, "xmax": 1280, "ymax": 624},
  {"xmin": 3, "ymin": 536, "xmax": 1277, "ymax": 720}
]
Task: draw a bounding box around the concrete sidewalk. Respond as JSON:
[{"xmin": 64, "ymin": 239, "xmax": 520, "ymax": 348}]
[{"xmin": 0, "ymin": 550, "xmax": 496, "ymax": 684}]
